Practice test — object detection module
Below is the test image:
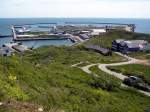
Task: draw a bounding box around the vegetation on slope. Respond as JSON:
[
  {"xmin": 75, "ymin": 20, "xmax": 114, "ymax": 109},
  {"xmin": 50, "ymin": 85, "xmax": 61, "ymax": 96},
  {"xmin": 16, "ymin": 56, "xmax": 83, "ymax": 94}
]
[
  {"xmin": 84, "ymin": 31, "xmax": 150, "ymax": 59},
  {"xmin": 0, "ymin": 45, "xmax": 149, "ymax": 112},
  {"xmin": 89, "ymin": 65, "xmax": 121, "ymax": 91},
  {"xmin": 108, "ymin": 64, "xmax": 150, "ymax": 84},
  {"xmin": 85, "ymin": 31, "xmax": 150, "ymax": 48},
  {"xmin": 129, "ymin": 51, "xmax": 150, "ymax": 60}
]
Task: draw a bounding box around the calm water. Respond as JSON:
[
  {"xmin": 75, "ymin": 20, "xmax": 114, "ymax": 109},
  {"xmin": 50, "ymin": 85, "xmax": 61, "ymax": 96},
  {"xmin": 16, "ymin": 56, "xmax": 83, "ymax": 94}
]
[
  {"xmin": 0, "ymin": 37, "xmax": 74, "ymax": 48},
  {"xmin": 18, "ymin": 39, "xmax": 73, "ymax": 48},
  {"xmin": 0, "ymin": 18, "xmax": 150, "ymax": 47}
]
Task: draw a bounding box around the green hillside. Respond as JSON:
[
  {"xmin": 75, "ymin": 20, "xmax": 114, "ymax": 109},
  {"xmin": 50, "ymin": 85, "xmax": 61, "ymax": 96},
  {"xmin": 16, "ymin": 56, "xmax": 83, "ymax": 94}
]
[
  {"xmin": 0, "ymin": 31, "xmax": 150, "ymax": 112},
  {"xmin": 85, "ymin": 31, "xmax": 150, "ymax": 48},
  {"xmin": 84, "ymin": 31, "xmax": 150, "ymax": 59}
]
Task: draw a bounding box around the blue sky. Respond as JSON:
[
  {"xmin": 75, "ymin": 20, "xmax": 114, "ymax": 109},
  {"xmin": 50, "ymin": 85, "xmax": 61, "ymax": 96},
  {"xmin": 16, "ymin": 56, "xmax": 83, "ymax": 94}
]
[{"xmin": 0, "ymin": 0, "xmax": 150, "ymax": 18}]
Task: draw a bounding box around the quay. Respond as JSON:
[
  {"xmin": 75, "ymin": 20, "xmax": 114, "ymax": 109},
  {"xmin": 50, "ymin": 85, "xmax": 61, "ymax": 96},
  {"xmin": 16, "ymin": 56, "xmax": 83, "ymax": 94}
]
[
  {"xmin": 11, "ymin": 26, "xmax": 17, "ymax": 40},
  {"xmin": 11, "ymin": 25, "xmax": 78, "ymax": 43},
  {"xmin": 63, "ymin": 22, "xmax": 135, "ymax": 32}
]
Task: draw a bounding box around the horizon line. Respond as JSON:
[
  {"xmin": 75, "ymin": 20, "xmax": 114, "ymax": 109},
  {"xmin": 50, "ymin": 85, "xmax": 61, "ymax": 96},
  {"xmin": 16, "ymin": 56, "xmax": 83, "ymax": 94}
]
[{"xmin": 0, "ymin": 17, "xmax": 150, "ymax": 19}]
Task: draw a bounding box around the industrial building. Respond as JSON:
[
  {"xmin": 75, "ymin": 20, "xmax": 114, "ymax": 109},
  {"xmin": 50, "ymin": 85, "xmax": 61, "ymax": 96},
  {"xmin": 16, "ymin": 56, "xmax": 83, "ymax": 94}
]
[{"xmin": 112, "ymin": 39, "xmax": 150, "ymax": 54}]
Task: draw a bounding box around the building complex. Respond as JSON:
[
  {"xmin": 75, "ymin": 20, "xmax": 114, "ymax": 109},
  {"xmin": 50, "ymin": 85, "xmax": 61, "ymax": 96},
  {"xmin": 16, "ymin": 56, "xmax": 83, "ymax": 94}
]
[{"xmin": 112, "ymin": 39, "xmax": 150, "ymax": 54}]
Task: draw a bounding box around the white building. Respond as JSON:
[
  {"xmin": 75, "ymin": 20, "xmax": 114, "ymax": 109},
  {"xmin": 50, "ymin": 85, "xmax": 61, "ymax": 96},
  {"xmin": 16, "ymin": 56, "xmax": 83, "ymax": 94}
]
[{"xmin": 91, "ymin": 29, "xmax": 106, "ymax": 36}]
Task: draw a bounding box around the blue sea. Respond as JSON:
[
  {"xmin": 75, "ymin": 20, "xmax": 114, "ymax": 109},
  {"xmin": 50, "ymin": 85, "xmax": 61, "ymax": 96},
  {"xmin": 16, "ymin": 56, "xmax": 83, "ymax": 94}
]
[{"xmin": 0, "ymin": 18, "xmax": 150, "ymax": 48}]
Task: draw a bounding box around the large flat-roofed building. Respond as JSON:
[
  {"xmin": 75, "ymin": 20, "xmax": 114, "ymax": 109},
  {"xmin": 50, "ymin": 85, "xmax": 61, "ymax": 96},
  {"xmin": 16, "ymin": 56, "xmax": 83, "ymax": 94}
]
[
  {"xmin": 112, "ymin": 39, "xmax": 150, "ymax": 54},
  {"xmin": 91, "ymin": 29, "xmax": 106, "ymax": 36}
]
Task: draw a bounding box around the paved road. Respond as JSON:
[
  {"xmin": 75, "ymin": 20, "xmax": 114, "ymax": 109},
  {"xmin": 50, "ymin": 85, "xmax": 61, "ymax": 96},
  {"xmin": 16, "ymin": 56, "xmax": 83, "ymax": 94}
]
[
  {"xmin": 81, "ymin": 64, "xmax": 99, "ymax": 77},
  {"xmin": 97, "ymin": 53, "xmax": 138, "ymax": 80},
  {"xmin": 98, "ymin": 64, "xmax": 127, "ymax": 80},
  {"xmin": 71, "ymin": 62, "xmax": 83, "ymax": 67},
  {"xmin": 71, "ymin": 52, "xmax": 150, "ymax": 96}
]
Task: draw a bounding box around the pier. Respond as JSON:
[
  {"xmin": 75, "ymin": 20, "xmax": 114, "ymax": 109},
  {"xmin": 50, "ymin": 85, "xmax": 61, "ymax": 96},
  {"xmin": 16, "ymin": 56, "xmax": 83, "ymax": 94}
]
[{"xmin": 11, "ymin": 26, "xmax": 17, "ymax": 40}]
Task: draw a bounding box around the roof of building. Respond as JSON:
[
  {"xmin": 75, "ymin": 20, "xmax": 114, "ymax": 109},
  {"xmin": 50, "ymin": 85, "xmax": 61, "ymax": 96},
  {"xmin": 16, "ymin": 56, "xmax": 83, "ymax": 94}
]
[
  {"xmin": 125, "ymin": 40, "xmax": 148, "ymax": 44},
  {"xmin": 0, "ymin": 46, "xmax": 14, "ymax": 55},
  {"xmin": 114, "ymin": 39, "xmax": 150, "ymax": 49},
  {"xmin": 79, "ymin": 34, "xmax": 90, "ymax": 39},
  {"xmin": 0, "ymin": 46, "xmax": 14, "ymax": 51},
  {"xmin": 115, "ymin": 39, "xmax": 148, "ymax": 44},
  {"xmin": 12, "ymin": 45, "xmax": 28, "ymax": 52},
  {"xmin": 85, "ymin": 45, "xmax": 111, "ymax": 54},
  {"xmin": 115, "ymin": 39, "xmax": 125, "ymax": 43},
  {"xmin": 92, "ymin": 29, "xmax": 106, "ymax": 33},
  {"xmin": 90, "ymin": 28, "xmax": 106, "ymax": 36},
  {"xmin": 126, "ymin": 43, "xmax": 140, "ymax": 48},
  {"xmin": 140, "ymin": 44, "xmax": 150, "ymax": 50}
]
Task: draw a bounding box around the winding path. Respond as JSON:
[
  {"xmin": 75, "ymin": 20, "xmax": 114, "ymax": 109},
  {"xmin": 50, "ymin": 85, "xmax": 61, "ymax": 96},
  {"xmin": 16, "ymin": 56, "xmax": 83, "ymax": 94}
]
[
  {"xmin": 72, "ymin": 52, "xmax": 150, "ymax": 96},
  {"xmin": 97, "ymin": 52, "xmax": 138, "ymax": 80}
]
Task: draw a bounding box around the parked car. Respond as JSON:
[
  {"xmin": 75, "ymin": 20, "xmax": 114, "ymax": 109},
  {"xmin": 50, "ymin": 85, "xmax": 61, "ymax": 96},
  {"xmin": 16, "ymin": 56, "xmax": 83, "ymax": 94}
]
[{"xmin": 123, "ymin": 76, "xmax": 150, "ymax": 91}]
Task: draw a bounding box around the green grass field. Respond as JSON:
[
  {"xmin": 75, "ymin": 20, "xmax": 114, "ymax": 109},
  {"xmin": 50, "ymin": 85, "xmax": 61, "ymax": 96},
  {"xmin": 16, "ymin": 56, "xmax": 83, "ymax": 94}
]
[
  {"xmin": 108, "ymin": 64, "xmax": 150, "ymax": 84},
  {"xmin": 0, "ymin": 31, "xmax": 150, "ymax": 112},
  {"xmin": 128, "ymin": 51, "xmax": 150, "ymax": 60}
]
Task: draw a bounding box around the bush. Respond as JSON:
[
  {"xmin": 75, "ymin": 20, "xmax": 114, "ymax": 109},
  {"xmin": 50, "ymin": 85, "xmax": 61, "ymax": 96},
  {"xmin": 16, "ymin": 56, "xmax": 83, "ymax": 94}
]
[{"xmin": 90, "ymin": 77, "xmax": 120, "ymax": 91}]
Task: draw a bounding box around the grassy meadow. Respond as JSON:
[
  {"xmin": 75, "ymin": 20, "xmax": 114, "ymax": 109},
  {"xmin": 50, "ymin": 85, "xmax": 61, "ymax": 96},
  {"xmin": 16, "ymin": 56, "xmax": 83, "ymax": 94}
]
[{"xmin": 0, "ymin": 31, "xmax": 150, "ymax": 112}]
